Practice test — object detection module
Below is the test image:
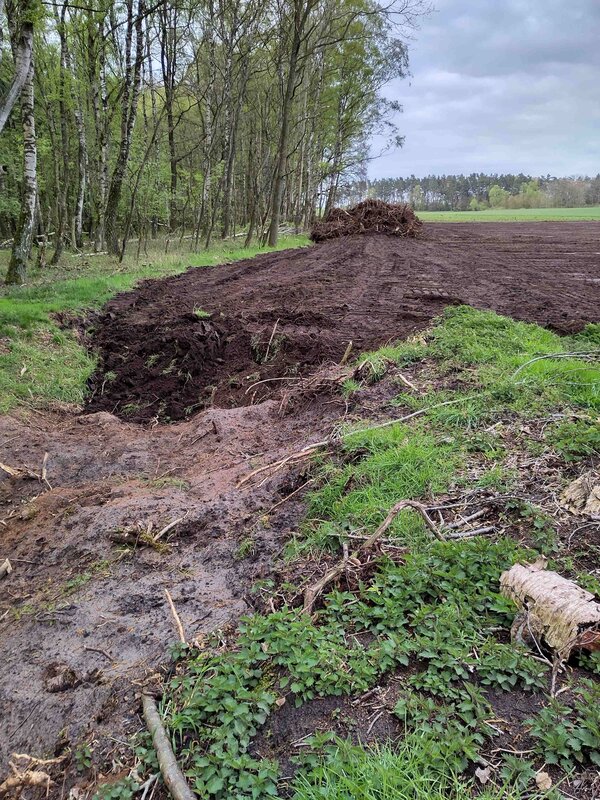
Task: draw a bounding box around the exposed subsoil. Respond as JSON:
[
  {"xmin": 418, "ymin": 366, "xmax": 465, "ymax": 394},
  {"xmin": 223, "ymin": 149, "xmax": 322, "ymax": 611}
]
[
  {"xmin": 1, "ymin": 222, "xmax": 600, "ymax": 795},
  {"xmin": 88, "ymin": 223, "xmax": 600, "ymax": 422}
]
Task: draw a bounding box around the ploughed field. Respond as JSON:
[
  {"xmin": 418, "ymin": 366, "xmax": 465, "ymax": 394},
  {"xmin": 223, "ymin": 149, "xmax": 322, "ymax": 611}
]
[{"xmin": 89, "ymin": 222, "xmax": 600, "ymax": 422}]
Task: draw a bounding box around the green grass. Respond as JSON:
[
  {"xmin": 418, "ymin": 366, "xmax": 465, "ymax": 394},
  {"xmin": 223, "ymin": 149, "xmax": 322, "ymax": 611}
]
[
  {"xmin": 418, "ymin": 206, "xmax": 600, "ymax": 222},
  {"xmin": 291, "ymin": 735, "xmax": 544, "ymax": 800},
  {"xmin": 299, "ymin": 307, "xmax": 599, "ymax": 554},
  {"xmin": 0, "ymin": 235, "xmax": 308, "ymax": 413}
]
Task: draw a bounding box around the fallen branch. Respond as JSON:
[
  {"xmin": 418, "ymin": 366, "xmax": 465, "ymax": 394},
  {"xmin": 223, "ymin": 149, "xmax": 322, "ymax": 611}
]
[
  {"xmin": 142, "ymin": 694, "xmax": 195, "ymax": 800},
  {"xmin": 303, "ymin": 500, "xmax": 444, "ymax": 613}
]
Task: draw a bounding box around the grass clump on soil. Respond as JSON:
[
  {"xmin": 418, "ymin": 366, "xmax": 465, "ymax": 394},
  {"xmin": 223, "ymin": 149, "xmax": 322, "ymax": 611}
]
[
  {"xmin": 290, "ymin": 735, "xmax": 534, "ymax": 800},
  {"xmin": 300, "ymin": 307, "xmax": 599, "ymax": 554},
  {"xmin": 0, "ymin": 235, "xmax": 307, "ymax": 414},
  {"xmin": 98, "ymin": 307, "xmax": 599, "ymax": 800}
]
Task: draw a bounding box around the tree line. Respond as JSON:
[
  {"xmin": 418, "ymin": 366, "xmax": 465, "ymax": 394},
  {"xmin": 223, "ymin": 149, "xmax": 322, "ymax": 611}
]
[
  {"xmin": 0, "ymin": 0, "xmax": 426, "ymax": 284},
  {"xmin": 339, "ymin": 173, "xmax": 600, "ymax": 211}
]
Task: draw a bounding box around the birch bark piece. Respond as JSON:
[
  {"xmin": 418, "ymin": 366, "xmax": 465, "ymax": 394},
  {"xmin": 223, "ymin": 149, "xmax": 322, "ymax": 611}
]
[
  {"xmin": 500, "ymin": 561, "xmax": 600, "ymax": 659},
  {"xmin": 561, "ymin": 472, "xmax": 600, "ymax": 516}
]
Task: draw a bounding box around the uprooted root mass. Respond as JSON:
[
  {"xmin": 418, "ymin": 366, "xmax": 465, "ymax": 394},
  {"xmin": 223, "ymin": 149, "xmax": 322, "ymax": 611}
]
[{"xmin": 310, "ymin": 199, "xmax": 423, "ymax": 242}]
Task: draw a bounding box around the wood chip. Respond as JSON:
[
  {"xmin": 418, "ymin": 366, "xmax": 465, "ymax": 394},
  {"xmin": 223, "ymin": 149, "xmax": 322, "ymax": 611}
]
[
  {"xmin": 0, "ymin": 559, "xmax": 12, "ymax": 579},
  {"xmin": 561, "ymin": 472, "xmax": 600, "ymax": 516}
]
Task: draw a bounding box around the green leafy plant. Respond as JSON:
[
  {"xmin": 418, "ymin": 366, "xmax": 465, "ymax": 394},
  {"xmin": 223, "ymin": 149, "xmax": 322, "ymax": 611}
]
[
  {"xmin": 548, "ymin": 417, "xmax": 600, "ymax": 461},
  {"xmin": 74, "ymin": 742, "xmax": 93, "ymax": 773},
  {"xmin": 499, "ymin": 753, "xmax": 538, "ymax": 790},
  {"xmin": 528, "ymin": 682, "xmax": 600, "ymax": 770}
]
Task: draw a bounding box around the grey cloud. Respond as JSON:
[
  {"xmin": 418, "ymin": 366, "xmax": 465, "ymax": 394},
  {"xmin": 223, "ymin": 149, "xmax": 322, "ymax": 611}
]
[{"xmin": 369, "ymin": 0, "xmax": 600, "ymax": 177}]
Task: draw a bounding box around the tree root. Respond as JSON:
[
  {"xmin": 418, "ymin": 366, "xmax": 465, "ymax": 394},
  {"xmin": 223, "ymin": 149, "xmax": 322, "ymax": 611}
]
[{"xmin": 303, "ymin": 500, "xmax": 444, "ymax": 613}]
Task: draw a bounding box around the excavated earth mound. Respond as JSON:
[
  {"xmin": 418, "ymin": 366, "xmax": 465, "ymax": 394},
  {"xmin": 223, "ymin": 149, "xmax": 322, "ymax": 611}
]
[
  {"xmin": 309, "ymin": 198, "xmax": 422, "ymax": 241},
  {"xmin": 87, "ymin": 223, "xmax": 600, "ymax": 423}
]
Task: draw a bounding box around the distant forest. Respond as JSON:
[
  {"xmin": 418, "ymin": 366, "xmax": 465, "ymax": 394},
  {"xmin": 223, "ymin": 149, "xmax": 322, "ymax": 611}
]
[{"xmin": 338, "ymin": 174, "xmax": 600, "ymax": 211}]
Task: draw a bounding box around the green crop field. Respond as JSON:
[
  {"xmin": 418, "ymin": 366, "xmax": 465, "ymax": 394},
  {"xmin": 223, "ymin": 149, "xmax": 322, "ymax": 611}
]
[{"xmin": 418, "ymin": 206, "xmax": 600, "ymax": 222}]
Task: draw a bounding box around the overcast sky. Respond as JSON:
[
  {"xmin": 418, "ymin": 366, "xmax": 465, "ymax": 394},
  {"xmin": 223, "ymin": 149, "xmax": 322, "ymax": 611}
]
[{"xmin": 369, "ymin": 0, "xmax": 600, "ymax": 178}]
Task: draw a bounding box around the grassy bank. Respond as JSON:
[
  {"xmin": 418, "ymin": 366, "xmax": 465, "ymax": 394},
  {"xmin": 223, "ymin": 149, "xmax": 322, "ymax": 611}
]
[
  {"xmin": 99, "ymin": 307, "xmax": 599, "ymax": 800},
  {"xmin": 418, "ymin": 206, "xmax": 600, "ymax": 222},
  {"xmin": 0, "ymin": 235, "xmax": 308, "ymax": 414}
]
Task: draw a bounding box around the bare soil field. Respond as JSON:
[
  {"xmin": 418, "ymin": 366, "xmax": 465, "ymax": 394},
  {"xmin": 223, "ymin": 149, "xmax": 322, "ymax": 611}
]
[
  {"xmin": 88, "ymin": 222, "xmax": 600, "ymax": 422},
  {"xmin": 1, "ymin": 222, "xmax": 599, "ymax": 788}
]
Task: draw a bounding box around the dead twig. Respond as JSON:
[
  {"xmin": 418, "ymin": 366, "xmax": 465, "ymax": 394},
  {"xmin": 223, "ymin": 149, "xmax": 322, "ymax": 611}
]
[
  {"xmin": 266, "ymin": 479, "xmax": 316, "ymax": 515},
  {"xmin": 264, "ymin": 318, "xmax": 280, "ymax": 362},
  {"xmin": 142, "ymin": 694, "xmax": 195, "ymax": 800},
  {"xmin": 244, "ymin": 376, "xmax": 299, "ymax": 395},
  {"xmin": 153, "ymin": 517, "xmax": 185, "ymax": 543},
  {"xmin": 366, "ymin": 709, "xmax": 384, "ymax": 734},
  {"xmin": 83, "ymin": 645, "xmax": 113, "ymax": 661},
  {"xmin": 446, "ymin": 526, "xmax": 496, "ymax": 540},
  {"xmin": 40, "ymin": 452, "xmax": 51, "ymax": 490},
  {"xmin": 164, "ymin": 589, "xmax": 186, "ymax": 644},
  {"xmin": 340, "ymin": 341, "xmax": 353, "ymax": 365},
  {"xmin": 397, "ymin": 373, "xmax": 418, "ymax": 391},
  {"xmin": 446, "ymin": 507, "xmax": 489, "ymax": 529}
]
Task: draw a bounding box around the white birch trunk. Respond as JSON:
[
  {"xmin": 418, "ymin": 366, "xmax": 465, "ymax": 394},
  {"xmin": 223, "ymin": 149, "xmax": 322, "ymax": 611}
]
[{"xmin": 5, "ymin": 59, "xmax": 37, "ymax": 284}]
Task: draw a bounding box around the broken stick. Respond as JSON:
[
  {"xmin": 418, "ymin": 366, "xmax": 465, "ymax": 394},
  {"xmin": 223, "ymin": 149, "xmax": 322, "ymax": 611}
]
[
  {"xmin": 142, "ymin": 694, "xmax": 195, "ymax": 800},
  {"xmin": 164, "ymin": 589, "xmax": 186, "ymax": 644}
]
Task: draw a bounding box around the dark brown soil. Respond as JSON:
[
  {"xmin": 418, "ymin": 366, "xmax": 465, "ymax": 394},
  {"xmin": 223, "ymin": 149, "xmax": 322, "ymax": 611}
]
[
  {"xmin": 87, "ymin": 223, "xmax": 600, "ymax": 422},
  {"xmin": 1, "ymin": 222, "xmax": 599, "ymax": 794}
]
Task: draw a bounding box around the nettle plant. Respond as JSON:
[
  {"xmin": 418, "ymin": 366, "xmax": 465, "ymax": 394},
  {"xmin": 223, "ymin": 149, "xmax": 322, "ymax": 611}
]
[{"xmin": 527, "ymin": 681, "xmax": 600, "ymax": 770}]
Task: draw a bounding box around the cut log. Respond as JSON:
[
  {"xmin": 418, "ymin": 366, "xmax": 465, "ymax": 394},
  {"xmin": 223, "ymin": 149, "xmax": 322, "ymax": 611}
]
[{"xmin": 500, "ymin": 560, "xmax": 600, "ymax": 659}]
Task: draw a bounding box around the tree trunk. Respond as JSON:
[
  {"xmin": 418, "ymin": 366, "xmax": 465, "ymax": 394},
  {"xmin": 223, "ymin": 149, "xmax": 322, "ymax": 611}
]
[
  {"xmin": 104, "ymin": 0, "xmax": 145, "ymax": 256},
  {"xmin": 267, "ymin": 46, "xmax": 299, "ymax": 247},
  {"xmin": 50, "ymin": 2, "xmax": 70, "ymax": 265},
  {"xmin": 5, "ymin": 58, "xmax": 36, "ymax": 285},
  {"xmin": 0, "ymin": 11, "xmax": 33, "ymax": 135},
  {"xmin": 74, "ymin": 107, "xmax": 87, "ymax": 248},
  {"xmin": 268, "ymin": 0, "xmax": 314, "ymax": 247},
  {"xmin": 160, "ymin": 0, "xmax": 178, "ymax": 232}
]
